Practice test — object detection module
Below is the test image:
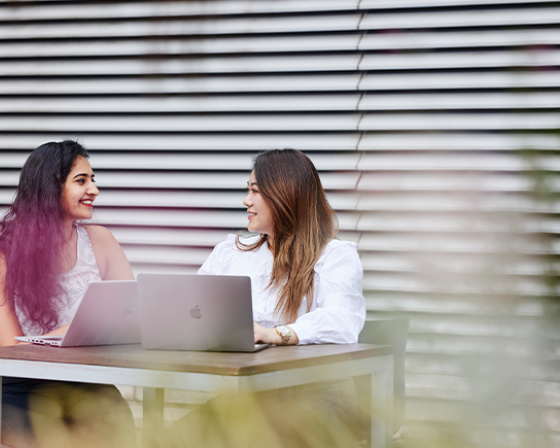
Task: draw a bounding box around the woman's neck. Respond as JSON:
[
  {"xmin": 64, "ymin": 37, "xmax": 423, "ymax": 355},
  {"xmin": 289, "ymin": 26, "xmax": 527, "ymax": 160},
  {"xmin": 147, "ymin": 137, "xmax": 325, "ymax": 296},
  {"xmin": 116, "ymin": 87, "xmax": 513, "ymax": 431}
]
[
  {"xmin": 60, "ymin": 220, "xmax": 78, "ymax": 273},
  {"xmin": 266, "ymin": 235, "xmax": 274, "ymax": 254},
  {"xmin": 63, "ymin": 219, "xmax": 76, "ymax": 242}
]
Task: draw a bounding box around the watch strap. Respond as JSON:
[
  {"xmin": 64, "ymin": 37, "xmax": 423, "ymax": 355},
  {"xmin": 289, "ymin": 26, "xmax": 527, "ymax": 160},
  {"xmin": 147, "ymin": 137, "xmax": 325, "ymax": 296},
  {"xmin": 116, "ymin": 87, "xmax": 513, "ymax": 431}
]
[{"xmin": 275, "ymin": 325, "xmax": 291, "ymax": 345}]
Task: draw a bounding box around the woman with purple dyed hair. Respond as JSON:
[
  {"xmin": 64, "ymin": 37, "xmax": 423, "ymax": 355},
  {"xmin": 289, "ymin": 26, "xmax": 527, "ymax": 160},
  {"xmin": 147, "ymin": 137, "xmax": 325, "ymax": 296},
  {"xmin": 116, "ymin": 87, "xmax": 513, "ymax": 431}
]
[{"xmin": 0, "ymin": 141, "xmax": 137, "ymax": 447}]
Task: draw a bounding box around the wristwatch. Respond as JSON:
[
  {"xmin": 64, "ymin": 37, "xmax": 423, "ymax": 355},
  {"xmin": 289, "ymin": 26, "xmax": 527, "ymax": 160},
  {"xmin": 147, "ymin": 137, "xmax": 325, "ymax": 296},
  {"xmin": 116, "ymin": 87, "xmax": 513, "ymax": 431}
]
[{"xmin": 275, "ymin": 325, "xmax": 291, "ymax": 345}]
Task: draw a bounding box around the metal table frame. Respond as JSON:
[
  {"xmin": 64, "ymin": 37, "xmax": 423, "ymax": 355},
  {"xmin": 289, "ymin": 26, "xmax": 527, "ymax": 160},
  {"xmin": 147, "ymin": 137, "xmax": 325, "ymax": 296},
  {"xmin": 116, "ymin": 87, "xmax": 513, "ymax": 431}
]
[{"xmin": 0, "ymin": 346, "xmax": 393, "ymax": 448}]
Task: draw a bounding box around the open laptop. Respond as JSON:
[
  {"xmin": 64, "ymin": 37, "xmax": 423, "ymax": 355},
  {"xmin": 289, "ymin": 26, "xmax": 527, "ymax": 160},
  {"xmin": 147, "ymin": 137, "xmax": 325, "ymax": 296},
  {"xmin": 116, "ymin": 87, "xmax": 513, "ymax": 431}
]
[
  {"xmin": 15, "ymin": 280, "xmax": 140, "ymax": 347},
  {"xmin": 137, "ymin": 273, "xmax": 269, "ymax": 352}
]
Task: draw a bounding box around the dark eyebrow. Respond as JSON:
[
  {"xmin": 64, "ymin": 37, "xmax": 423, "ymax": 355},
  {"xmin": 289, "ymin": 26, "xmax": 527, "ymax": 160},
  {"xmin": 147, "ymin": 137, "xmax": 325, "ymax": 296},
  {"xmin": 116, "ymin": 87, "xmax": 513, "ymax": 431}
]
[{"xmin": 73, "ymin": 172, "xmax": 94, "ymax": 179}]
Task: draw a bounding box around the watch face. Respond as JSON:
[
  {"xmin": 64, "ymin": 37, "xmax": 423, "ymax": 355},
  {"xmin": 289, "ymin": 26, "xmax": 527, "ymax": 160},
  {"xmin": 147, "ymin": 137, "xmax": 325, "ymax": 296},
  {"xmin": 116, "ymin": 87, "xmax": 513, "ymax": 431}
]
[{"xmin": 277, "ymin": 326, "xmax": 290, "ymax": 344}]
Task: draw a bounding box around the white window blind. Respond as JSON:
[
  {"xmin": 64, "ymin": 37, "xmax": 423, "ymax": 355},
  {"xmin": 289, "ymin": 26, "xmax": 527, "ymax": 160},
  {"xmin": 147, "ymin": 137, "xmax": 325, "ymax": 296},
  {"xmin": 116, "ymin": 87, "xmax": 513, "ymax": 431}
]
[{"xmin": 1, "ymin": 0, "xmax": 559, "ymax": 440}]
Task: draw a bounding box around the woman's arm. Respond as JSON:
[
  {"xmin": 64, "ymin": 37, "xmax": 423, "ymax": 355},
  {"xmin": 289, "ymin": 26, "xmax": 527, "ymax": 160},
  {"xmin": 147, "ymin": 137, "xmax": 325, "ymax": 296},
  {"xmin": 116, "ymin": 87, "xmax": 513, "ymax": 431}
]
[
  {"xmin": 0, "ymin": 301, "xmax": 24, "ymax": 346},
  {"xmin": 253, "ymin": 322, "xmax": 300, "ymax": 345},
  {"xmin": 0, "ymin": 256, "xmax": 24, "ymax": 346},
  {"xmin": 85, "ymin": 225, "xmax": 134, "ymax": 281},
  {"xmin": 255, "ymin": 243, "xmax": 365, "ymax": 345},
  {"xmin": 288, "ymin": 242, "xmax": 366, "ymax": 345}
]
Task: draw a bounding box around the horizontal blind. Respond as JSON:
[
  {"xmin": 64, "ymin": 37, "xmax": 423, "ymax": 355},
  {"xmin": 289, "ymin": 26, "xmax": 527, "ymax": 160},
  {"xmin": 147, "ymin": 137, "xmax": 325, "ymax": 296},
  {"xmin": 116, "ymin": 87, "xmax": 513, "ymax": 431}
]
[{"xmin": 1, "ymin": 0, "xmax": 559, "ymax": 443}]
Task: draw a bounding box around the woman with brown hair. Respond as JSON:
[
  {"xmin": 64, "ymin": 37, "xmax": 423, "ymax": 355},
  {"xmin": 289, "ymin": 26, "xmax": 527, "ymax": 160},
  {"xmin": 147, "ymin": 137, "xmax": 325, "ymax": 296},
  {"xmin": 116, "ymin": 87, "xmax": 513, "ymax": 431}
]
[{"xmin": 166, "ymin": 148, "xmax": 365, "ymax": 447}]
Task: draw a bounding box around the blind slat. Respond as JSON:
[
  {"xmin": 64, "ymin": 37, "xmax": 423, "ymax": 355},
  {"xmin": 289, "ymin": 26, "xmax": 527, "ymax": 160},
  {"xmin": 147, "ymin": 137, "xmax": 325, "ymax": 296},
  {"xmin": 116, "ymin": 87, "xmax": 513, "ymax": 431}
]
[{"xmin": 3, "ymin": 92, "xmax": 559, "ymax": 113}]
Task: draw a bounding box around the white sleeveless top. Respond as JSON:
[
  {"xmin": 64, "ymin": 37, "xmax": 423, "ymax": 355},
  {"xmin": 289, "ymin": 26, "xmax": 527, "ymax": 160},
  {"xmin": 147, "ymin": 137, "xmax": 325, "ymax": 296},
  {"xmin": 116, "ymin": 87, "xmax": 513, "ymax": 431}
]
[{"xmin": 16, "ymin": 225, "xmax": 103, "ymax": 336}]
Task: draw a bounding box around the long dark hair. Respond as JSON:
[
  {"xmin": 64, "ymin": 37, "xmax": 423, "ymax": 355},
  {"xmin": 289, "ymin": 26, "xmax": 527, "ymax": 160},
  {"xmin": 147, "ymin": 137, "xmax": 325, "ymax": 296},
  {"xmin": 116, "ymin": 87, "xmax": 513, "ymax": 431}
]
[
  {"xmin": 237, "ymin": 149, "xmax": 338, "ymax": 323},
  {"xmin": 0, "ymin": 140, "xmax": 89, "ymax": 333}
]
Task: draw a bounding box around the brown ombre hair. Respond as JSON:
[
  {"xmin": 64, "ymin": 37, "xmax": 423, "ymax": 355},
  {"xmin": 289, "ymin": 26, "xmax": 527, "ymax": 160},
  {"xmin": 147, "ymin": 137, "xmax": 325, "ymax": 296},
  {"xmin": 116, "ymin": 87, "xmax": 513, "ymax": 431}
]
[{"xmin": 236, "ymin": 149, "xmax": 338, "ymax": 323}]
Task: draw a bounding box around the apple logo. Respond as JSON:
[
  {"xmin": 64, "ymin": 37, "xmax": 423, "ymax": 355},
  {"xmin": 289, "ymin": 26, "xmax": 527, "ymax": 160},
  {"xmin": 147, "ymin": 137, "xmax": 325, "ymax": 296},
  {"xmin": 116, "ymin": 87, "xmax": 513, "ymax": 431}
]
[{"xmin": 189, "ymin": 305, "xmax": 202, "ymax": 319}]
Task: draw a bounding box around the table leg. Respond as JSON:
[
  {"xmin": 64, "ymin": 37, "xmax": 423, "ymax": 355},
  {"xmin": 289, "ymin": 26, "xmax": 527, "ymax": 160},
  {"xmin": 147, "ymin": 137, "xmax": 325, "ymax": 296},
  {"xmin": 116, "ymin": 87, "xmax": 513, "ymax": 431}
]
[
  {"xmin": 143, "ymin": 387, "xmax": 164, "ymax": 448},
  {"xmin": 371, "ymin": 354, "xmax": 394, "ymax": 448}
]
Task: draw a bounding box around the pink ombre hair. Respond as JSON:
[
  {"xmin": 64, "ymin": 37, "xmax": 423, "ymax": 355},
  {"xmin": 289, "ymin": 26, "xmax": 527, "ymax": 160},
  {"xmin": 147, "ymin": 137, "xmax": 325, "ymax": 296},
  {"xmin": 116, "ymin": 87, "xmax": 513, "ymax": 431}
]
[{"xmin": 0, "ymin": 140, "xmax": 89, "ymax": 333}]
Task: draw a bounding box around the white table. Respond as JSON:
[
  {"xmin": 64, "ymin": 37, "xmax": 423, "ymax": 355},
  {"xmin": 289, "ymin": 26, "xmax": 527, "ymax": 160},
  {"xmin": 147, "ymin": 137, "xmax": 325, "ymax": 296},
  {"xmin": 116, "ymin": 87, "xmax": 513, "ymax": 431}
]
[{"xmin": 0, "ymin": 343, "xmax": 393, "ymax": 448}]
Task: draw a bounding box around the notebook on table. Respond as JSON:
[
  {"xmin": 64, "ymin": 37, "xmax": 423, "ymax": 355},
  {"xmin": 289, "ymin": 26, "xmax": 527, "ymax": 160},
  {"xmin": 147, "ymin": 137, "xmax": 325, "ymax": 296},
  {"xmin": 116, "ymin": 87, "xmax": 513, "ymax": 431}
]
[
  {"xmin": 15, "ymin": 280, "xmax": 140, "ymax": 347},
  {"xmin": 137, "ymin": 273, "xmax": 269, "ymax": 352}
]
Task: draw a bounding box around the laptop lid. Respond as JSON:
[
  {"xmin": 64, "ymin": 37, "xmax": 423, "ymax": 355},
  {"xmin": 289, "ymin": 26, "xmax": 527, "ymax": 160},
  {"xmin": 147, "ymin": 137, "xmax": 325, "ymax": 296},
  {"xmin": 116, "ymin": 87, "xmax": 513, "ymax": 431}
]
[
  {"xmin": 138, "ymin": 273, "xmax": 260, "ymax": 352},
  {"xmin": 16, "ymin": 280, "xmax": 140, "ymax": 347}
]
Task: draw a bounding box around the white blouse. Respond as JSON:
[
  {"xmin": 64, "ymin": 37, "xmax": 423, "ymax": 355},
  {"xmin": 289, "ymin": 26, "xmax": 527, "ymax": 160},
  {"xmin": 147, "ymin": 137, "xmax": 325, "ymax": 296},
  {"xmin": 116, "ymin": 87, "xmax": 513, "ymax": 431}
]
[{"xmin": 198, "ymin": 234, "xmax": 366, "ymax": 345}]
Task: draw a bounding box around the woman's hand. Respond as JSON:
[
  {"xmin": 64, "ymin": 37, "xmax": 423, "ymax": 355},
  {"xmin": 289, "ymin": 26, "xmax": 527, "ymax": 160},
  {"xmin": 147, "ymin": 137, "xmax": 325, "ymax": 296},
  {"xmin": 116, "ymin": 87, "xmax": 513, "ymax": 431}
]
[
  {"xmin": 253, "ymin": 322, "xmax": 299, "ymax": 345},
  {"xmin": 47, "ymin": 323, "xmax": 70, "ymax": 336},
  {"xmin": 253, "ymin": 322, "xmax": 282, "ymax": 345}
]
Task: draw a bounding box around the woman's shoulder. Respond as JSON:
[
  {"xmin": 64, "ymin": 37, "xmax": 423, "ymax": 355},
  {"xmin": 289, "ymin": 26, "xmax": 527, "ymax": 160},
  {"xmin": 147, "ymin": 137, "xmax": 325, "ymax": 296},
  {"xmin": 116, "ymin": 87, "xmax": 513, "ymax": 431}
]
[
  {"xmin": 316, "ymin": 238, "xmax": 360, "ymax": 272},
  {"xmin": 80, "ymin": 224, "xmax": 133, "ymax": 280},
  {"xmin": 218, "ymin": 233, "xmax": 260, "ymax": 247},
  {"xmin": 212, "ymin": 233, "xmax": 261, "ymax": 255},
  {"xmin": 81, "ymin": 224, "xmax": 114, "ymax": 241},
  {"xmin": 81, "ymin": 224, "xmax": 120, "ymax": 255},
  {"xmin": 200, "ymin": 233, "xmax": 266, "ymax": 275},
  {"xmin": 322, "ymin": 238, "xmax": 358, "ymax": 256}
]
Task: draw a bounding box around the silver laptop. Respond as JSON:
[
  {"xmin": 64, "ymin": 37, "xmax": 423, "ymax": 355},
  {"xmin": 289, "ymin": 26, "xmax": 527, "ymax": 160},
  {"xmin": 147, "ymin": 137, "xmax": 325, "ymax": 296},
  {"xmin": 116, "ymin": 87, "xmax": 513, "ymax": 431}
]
[
  {"xmin": 137, "ymin": 273, "xmax": 269, "ymax": 352},
  {"xmin": 15, "ymin": 280, "xmax": 140, "ymax": 347}
]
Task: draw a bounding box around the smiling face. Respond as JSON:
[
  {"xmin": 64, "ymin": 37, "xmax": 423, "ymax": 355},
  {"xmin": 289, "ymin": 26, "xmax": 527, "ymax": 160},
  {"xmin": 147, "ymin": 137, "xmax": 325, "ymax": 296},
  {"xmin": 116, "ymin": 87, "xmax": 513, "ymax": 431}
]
[
  {"xmin": 60, "ymin": 156, "xmax": 99, "ymax": 222},
  {"xmin": 243, "ymin": 170, "xmax": 274, "ymax": 238}
]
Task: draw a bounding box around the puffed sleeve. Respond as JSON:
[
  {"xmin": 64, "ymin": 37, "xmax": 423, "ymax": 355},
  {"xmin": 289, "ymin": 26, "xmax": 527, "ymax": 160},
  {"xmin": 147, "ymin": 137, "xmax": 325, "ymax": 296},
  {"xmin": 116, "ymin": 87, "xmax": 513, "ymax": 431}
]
[
  {"xmin": 289, "ymin": 241, "xmax": 366, "ymax": 344},
  {"xmin": 197, "ymin": 234, "xmax": 237, "ymax": 275}
]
